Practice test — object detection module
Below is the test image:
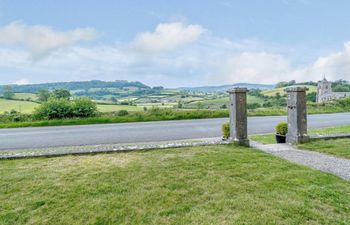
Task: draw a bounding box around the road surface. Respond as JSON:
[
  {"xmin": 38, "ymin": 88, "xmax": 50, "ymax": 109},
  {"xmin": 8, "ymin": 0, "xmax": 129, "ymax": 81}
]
[{"xmin": 1, "ymin": 112, "xmax": 350, "ymax": 150}]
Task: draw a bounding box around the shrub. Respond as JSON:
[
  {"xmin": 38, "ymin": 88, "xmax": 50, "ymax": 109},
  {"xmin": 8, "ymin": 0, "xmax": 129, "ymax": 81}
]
[
  {"xmin": 72, "ymin": 97, "xmax": 97, "ymax": 117},
  {"xmin": 117, "ymin": 110, "xmax": 129, "ymax": 116},
  {"xmin": 1, "ymin": 110, "xmax": 29, "ymax": 122},
  {"xmin": 276, "ymin": 122, "xmax": 288, "ymax": 136},
  {"xmin": 336, "ymin": 97, "xmax": 350, "ymax": 107},
  {"xmin": 34, "ymin": 98, "xmax": 73, "ymax": 120},
  {"xmin": 222, "ymin": 123, "xmax": 230, "ymax": 139},
  {"xmin": 247, "ymin": 103, "xmax": 261, "ymax": 109}
]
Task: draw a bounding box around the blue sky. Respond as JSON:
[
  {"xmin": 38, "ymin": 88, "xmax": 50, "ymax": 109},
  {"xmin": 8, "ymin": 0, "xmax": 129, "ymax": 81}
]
[{"xmin": 1, "ymin": 0, "xmax": 350, "ymax": 87}]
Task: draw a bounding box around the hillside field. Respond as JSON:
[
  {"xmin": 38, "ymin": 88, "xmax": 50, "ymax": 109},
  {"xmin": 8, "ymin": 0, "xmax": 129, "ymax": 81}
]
[
  {"xmin": 0, "ymin": 98, "xmax": 39, "ymax": 114},
  {"xmin": 262, "ymin": 85, "xmax": 317, "ymax": 96}
]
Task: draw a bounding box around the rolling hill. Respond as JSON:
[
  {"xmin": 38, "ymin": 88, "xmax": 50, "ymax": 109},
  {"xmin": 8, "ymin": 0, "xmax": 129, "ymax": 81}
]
[
  {"xmin": 262, "ymin": 85, "xmax": 317, "ymax": 96},
  {"xmin": 180, "ymin": 83, "xmax": 275, "ymax": 93}
]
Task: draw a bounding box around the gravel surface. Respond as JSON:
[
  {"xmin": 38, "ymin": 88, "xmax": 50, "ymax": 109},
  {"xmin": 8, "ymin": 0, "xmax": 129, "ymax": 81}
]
[{"xmin": 251, "ymin": 141, "xmax": 350, "ymax": 181}]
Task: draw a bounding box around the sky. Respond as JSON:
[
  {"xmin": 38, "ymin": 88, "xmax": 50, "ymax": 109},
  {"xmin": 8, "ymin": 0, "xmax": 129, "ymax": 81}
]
[{"xmin": 1, "ymin": 0, "xmax": 350, "ymax": 87}]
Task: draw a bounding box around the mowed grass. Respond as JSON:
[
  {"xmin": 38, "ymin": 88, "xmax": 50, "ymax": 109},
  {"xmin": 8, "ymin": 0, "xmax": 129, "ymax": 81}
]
[
  {"xmin": 250, "ymin": 124, "xmax": 350, "ymax": 145},
  {"xmin": 0, "ymin": 98, "xmax": 39, "ymax": 113},
  {"xmin": 299, "ymin": 138, "xmax": 350, "ymax": 159},
  {"xmin": 262, "ymin": 85, "xmax": 317, "ymax": 97},
  {"xmin": 1, "ymin": 145, "xmax": 350, "ymax": 225}
]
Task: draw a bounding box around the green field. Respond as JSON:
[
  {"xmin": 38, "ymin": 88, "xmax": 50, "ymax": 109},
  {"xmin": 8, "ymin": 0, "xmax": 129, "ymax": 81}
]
[
  {"xmin": 184, "ymin": 95, "xmax": 264, "ymax": 109},
  {"xmin": 13, "ymin": 93, "xmax": 38, "ymax": 101},
  {"xmin": 262, "ymin": 85, "xmax": 317, "ymax": 97},
  {"xmin": 1, "ymin": 145, "xmax": 350, "ymax": 224},
  {"xmin": 0, "ymin": 97, "xmax": 143, "ymax": 113},
  {"xmin": 97, "ymin": 104, "xmax": 142, "ymax": 112},
  {"xmin": 0, "ymin": 98, "xmax": 39, "ymax": 113}
]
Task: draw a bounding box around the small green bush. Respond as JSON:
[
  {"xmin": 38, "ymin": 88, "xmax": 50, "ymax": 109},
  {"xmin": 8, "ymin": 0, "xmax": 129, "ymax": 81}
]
[
  {"xmin": 276, "ymin": 122, "xmax": 288, "ymax": 136},
  {"xmin": 34, "ymin": 97, "xmax": 98, "ymax": 120},
  {"xmin": 222, "ymin": 123, "xmax": 230, "ymax": 139},
  {"xmin": 34, "ymin": 98, "xmax": 73, "ymax": 120},
  {"xmin": 117, "ymin": 110, "xmax": 129, "ymax": 116},
  {"xmin": 72, "ymin": 97, "xmax": 97, "ymax": 117}
]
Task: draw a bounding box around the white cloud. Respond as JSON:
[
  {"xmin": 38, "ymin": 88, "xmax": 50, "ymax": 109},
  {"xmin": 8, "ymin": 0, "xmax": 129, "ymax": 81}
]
[
  {"xmin": 0, "ymin": 22, "xmax": 96, "ymax": 57},
  {"xmin": 13, "ymin": 78, "xmax": 30, "ymax": 85},
  {"xmin": 210, "ymin": 52, "xmax": 294, "ymax": 84},
  {"xmin": 133, "ymin": 22, "xmax": 205, "ymax": 53},
  {"xmin": 304, "ymin": 42, "xmax": 350, "ymax": 81},
  {"xmin": 209, "ymin": 42, "xmax": 350, "ymax": 85}
]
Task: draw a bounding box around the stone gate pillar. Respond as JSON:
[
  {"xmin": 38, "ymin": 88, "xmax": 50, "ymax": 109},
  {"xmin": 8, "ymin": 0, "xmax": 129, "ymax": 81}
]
[
  {"xmin": 285, "ymin": 87, "xmax": 310, "ymax": 144},
  {"xmin": 227, "ymin": 88, "xmax": 249, "ymax": 146}
]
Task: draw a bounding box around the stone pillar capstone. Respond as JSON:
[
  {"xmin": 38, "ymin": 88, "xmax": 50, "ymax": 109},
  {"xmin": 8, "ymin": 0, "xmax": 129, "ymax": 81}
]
[
  {"xmin": 285, "ymin": 87, "xmax": 309, "ymax": 144},
  {"xmin": 227, "ymin": 88, "xmax": 249, "ymax": 146}
]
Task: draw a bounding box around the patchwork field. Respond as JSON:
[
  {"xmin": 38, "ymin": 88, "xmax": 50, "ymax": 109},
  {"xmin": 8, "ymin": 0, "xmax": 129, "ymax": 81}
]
[{"xmin": 1, "ymin": 145, "xmax": 350, "ymax": 224}]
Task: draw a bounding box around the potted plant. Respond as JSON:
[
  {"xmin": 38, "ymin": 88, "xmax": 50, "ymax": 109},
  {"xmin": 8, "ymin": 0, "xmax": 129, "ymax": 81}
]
[{"xmin": 275, "ymin": 122, "xmax": 288, "ymax": 143}]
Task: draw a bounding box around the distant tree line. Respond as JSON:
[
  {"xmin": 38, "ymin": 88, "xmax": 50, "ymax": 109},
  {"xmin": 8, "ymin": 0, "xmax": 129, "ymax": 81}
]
[
  {"xmin": 332, "ymin": 79, "xmax": 350, "ymax": 92},
  {"xmin": 275, "ymin": 80, "xmax": 318, "ymax": 88},
  {"xmin": 0, "ymin": 80, "xmax": 150, "ymax": 93}
]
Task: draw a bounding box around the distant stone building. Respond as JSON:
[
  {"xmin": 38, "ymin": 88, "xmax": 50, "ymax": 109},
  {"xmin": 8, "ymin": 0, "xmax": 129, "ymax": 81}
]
[{"xmin": 316, "ymin": 78, "xmax": 350, "ymax": 103}]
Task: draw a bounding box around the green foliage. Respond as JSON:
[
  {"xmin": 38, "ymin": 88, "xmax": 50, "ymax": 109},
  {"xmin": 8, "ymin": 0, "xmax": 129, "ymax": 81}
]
[
  {"xmin": 247, "ymin": 103, "xmax": 261, "ymax": 109},
  {"xmin": 2, "ymin": 85, "xmax": 14, "ymax": 99},
  {"xmin": 276, "ymin": 122, "xmax": 288, "ymax": 135},
  {"xmin": 52, "ymin": 89, "xmax": 71, "ymax": 100},
  {"xmin": 37, "ymin": 89, "xmax": 51, "ymax": 102},
  {"xmin": 0, "ymin": 110, "xmax": 30, "ymax": 122},
  {"xmin": 34, "ymin": 98, "xmax": 73, "ymax": 119},
  {"xmin": 72, "ymin": 97, "xmax": 97, "ymax": 117},
  {"xmin": 117, "ymin": 110, "xmax": 129, "ymax": 116},
  {"xmin": 336, "ymin": 97, "xmax": 350, "ymax": 107},
  {"xmin": 306, "ymin": 92, "xmax": 317, "ymax": 102},
  {"xmin": 222, "ymin": 122, "xmax": 230, "ymax": 139},
  {"xmin": 275, "ymin": 80, "xmax": 296, "ymax": 88},
  {"xmin": 34, "ymin": 97, "xmax": 97, "ymax": 119},
  {"xmin": 332, "ymin": 79, "xmax": 350, "ymax": 92}
]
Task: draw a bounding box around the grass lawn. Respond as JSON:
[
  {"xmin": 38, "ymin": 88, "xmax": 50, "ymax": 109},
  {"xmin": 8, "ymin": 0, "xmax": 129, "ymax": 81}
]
[
  {"xmin": 250, "ymin": 124, "xmax": 350, "ymax": 145},
  {"xmin": 299, "ymin": 139, "xmax": 350, "ymax": 159},
  {"xmin": 0, "ymin": 98, "xmax": 39, "ymax": 113},
  {"xmin": 1, "ymin": 145, "xmax": 350, "ymax": 224}
]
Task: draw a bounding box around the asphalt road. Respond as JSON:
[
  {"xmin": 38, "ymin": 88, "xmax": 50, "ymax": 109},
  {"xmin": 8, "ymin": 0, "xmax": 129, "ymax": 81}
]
[{"xmin": 1, "ymin": 112, "xmax": 350, "ymax": 150}]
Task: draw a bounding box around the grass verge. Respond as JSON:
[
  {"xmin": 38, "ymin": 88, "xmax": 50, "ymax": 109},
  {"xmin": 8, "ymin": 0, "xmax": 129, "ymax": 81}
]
[
  {"xmin": 299, "ymin": 139, "xmax": 350, "ymax": 159},
  {"xmin": 250, "ymin": 124, "xmax": 350, "ymax": 144},
  {"xmin": 1, "ymin": 145, "xmax": 350, "ymax": 224}
]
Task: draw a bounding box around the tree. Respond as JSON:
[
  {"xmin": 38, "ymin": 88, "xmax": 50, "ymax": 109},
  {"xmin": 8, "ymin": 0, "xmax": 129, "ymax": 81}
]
[
  {"xmin": 306, "ymin": 92, "xmax": 317, "ymax": 102},
  {"xmin": 52, "ymin": 89, "xmax": 71, "ymax": 99},
  {"xmin": 3, "ymin": 85, "xmax": 14, "ymax": 99},
  {"xmin": 37, "ymin": 89, "xmax": 51, "ymax": 102}
]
